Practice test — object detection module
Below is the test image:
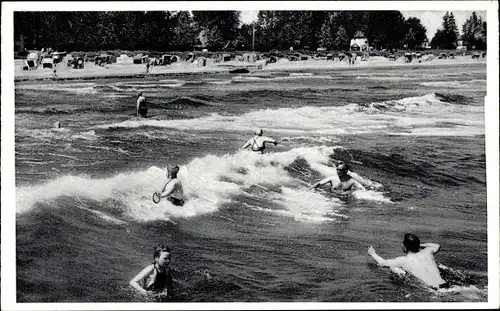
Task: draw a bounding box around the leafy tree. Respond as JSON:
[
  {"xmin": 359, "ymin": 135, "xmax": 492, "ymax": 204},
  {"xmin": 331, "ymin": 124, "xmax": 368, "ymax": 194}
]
[
  {"xmin": 319, "ymin": 14, "xmax": 336, "ymax": 49},
  {"xmin": 445, "ymin": 12, "xmax": 459, "ymax": 48},
  {"xmin": 333, "ymin": 26, "xmax": 350, "ymax": 50},
  {"xmin": 431, "ymin": 11, "xmax": 459, "ymax": 49},
  {"xmin": 239, "ymin": 23, "xmax": 257, "ymax": 51},
  {"xmin": 403, "ymin": 17, "xmax": 427, "ymax": 49},
  {"xmin": 169, "ymin": 11, "xmax": 198, "ymax": 51},
  {"xmin": 462, "ymin": 12, "xmax": 486, "ymax": 50},
  {"xmin": 192, "ymin": 11, "xmax": 240, "ymax": 49},
  {"xmin": 14, "ymin": 10, "xmax": 456, "ymax": 53},
  {"xmin": 364, "ymin": 11, "xmax": 405, "ymax": 49},
  {"xmin": 430, "ymin": 29, "xmax": 446, "ymax": 48}
]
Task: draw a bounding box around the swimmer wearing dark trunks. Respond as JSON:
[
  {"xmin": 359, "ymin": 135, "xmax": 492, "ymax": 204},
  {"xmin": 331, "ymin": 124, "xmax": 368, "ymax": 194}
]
[
  {"xmin": 242, "ymin": 129, "xmax": 278, "ymax": 154},
  {"xmin": 160, "ymin": 165, "xmax": 184, "ymax": 206},
  {"xmin": 137, "ymin": 91, "xmax": 148, "ymax": 118}
]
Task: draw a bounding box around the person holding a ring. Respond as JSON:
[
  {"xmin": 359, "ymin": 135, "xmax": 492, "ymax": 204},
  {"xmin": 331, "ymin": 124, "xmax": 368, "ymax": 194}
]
[{"xmin": 154, "ymin": 165, "xmax": 184, "ymax": 206}]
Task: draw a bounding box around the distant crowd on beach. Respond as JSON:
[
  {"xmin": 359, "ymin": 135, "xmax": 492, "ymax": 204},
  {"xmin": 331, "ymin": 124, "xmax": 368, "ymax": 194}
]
[{"xmin": 18, "ymin": 45, "xmax": 487, "ymax": 76}]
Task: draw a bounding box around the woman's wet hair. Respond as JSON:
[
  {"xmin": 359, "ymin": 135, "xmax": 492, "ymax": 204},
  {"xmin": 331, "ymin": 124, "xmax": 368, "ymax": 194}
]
[
  {"xmin": 153, "ymin": 244, "xmax": 171, "ymax": 259},
  {"xmin": 403, "ymin": 233, "xmax": 421, "ymax": 253}
]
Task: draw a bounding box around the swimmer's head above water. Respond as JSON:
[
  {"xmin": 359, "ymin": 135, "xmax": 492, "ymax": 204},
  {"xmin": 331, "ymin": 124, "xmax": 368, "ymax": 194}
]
[
  {"xmin": 53, "ymin": 121, "xmax": 62, "ymax": 129},
  {"xmin": 336, "ymin": 163, "xmax": 349, "ymax": 176},
  {"xmin": 402, "ymin": 233, "xmax": 421, "ymax": 253},
  {"xmin": 255, "ymin": 128, "xmax": 263, "ymax": 136},
  {"xmin": 153, "ymin": 244, "xmax": 171, "ymax": 268},
  {"xmin": 138, "ymin": 91, "xmax": 143, "ymax": 97},
  {"xmin": 167, "ymin": 165, "xmax": 180, "ymax": 178}
]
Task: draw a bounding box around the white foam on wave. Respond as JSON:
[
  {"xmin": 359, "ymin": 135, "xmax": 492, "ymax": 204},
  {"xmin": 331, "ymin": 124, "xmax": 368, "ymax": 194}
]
[
  {"xmin": 16, "ymin": 82, "xmax": 98, "ymax": 94},
  {"xmin": 96, "ymin": 93, "xmax": 484, "ymax": 137},
  {"xmin": 281, "ymin": 136, "xmax": 341, "ymax": 144},
  {"xmin": 16, "ymin": 128, "xmax": 72, "ymax": 141},
  {"xmin": 232, "ymin": 74, "xmax": 336, "ymax": 83},
  {"xmin": 72, "ymin": 130, "xmax": 98, "ymax": 141},
  {"xmin": 17, "ymin": 146, "xmax": 376, "ymax": 223},
  {"xmin": 419, "ymin": 81, "xmax": 469, "ymax": 88},
  {"xmin": 352, "ymin": 190, "xmax": 391, "ymax": 202},
  {"xmin": 355, "ymin": 76, "xmax": 418, "ymax": 81},
  {"xmin": 231, "ymin": 76, "xmax": 265, "ymax": 82},
  {"xmin": 265, "ymin": 186, "xmax": 346, "ymax": 222},
  {"xmin": 203, "ymin": 78, "xmax": 232, "ymax": 85},
  {"xmin": 302, "ymin": 146, "xmax": 391, "ymax": 203}
]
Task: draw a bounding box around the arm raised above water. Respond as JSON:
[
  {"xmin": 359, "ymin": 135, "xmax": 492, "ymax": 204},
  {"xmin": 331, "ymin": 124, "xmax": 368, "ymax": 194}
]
[
  {"xmin": 242, "ymin": 138, "xmax": 253, "ymax": 149},
  {"xmin": 420, "ymin": 243, "xmax": 441, "ymax": 253},
  {"xmin": 262, "ymin": 136, "xmax": 278, "ymax": 145},
  {"xmin": 310, "ymin": 176, "xmax": 335, "ymax": 189},
  {"xmin": 368, "ymin": 246, "xmax": 406, "ymax": 268}
]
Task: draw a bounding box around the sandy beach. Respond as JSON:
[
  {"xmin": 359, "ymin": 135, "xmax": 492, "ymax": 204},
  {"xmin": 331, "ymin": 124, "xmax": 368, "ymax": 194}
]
[{"xmin": 14, "ymin": 55, "xmax": 486, "ymax": 82}]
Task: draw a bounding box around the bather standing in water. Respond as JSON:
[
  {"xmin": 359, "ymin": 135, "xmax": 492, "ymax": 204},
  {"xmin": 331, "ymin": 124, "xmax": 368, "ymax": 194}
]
[
  {"xmin": 242, "ymin": 129, "xmax": 278, "ymax": 154},
  {"xmin": 136, "ymin": 91, "xmax": 148, "ymax": 118}
]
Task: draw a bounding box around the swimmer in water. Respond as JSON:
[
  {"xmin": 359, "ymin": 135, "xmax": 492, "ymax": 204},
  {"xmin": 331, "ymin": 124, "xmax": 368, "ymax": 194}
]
[
  {"xmin": 129, "ymin": 244, "xmax": 173, "ymax": 298},
  {"xmin": 242, "ymin": 129, "xmax": 278, "ymax": 154},
  {"xmin": 368, "ymin": 233, "xmax": 450, "ymax": 290},
  {"xmin": 136, "ymin": 91, "xmax": 148, "ymax": 118},
  {"xmin": 310, "ymin": 163, "xmax": 366, "ymax": 194},
  {"xmin": 159, "ymin": 165, "xmax": 184, "ymax": 206}
]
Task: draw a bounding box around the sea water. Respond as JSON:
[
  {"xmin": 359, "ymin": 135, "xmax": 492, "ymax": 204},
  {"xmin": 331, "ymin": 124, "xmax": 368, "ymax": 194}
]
[{"xmin": 14, "ymin": 63, "xmax": 487, "ymax": 302}]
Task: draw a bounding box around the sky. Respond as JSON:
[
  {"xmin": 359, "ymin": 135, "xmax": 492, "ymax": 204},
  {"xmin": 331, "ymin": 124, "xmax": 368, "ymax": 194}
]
[{"xmin": 240, "ymin": 10, "xmax": 486, "ymax": 40}]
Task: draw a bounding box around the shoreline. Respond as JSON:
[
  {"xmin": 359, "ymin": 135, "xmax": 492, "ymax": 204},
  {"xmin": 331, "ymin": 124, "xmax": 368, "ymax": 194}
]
[{"xmin": 14, "ymin": 56, "xmax": 486, "ymax": 83}]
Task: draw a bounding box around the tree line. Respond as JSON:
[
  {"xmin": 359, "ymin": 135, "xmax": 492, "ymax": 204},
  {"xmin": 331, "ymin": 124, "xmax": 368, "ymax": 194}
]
[
  {"xmin": 430, "ymin": 11, "xmax": 487, "ymax": 50},
  {"xmin": 14, "ymin": 10, "xmax": 486, "ymax": 53}
]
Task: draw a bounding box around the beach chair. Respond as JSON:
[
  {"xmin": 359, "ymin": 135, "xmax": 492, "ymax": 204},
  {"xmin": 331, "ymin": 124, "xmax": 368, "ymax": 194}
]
[
  {"xmin": 75, "ymin": 57, "xmax": 84, "ymax": 69},
  {"xmin": 404, "ymin": 53, "xmax": 413, "ymax": 63},
  {"xmin": 133, "ymin": 54, "xmax": 143, "ymax": 64},
  {"xmin": 52, "ymin": 52, "xmax": 66, "ymax": 64},
  {"xmin": 42, "ymin": 57, "xmax": 53, "ymax": 69},
  {"xmin": 161, "ymin": 54, "xmax": 172, "ymax": 65}
]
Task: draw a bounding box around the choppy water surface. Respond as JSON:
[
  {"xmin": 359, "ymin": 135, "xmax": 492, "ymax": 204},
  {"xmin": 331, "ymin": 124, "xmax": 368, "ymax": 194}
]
[{"xmin": 14, "ymin": 63, "xmax": 487, "ymax": 302}]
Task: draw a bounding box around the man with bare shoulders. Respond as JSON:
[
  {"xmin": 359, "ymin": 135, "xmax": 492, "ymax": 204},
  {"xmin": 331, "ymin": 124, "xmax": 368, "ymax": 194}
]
[
  {"xmin": 310, "ymin": 163, "xmax": 366, "ymax": 194},
  {"xmin": 159, "ymin": 165, "xmax": 184, "ymax": 206},
  {"xmin": 368, "ymin": 233, "xmax": 450, "ymax": 290},
  {"xmin": 242, "ymin": 129, "xmax": 278, "ymax": 154}
]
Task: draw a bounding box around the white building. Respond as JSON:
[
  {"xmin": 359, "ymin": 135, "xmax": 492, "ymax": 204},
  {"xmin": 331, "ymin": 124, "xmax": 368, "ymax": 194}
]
[{"xmin": 350, "ymin": 31, "xmax": 369, "ymax": 51}]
